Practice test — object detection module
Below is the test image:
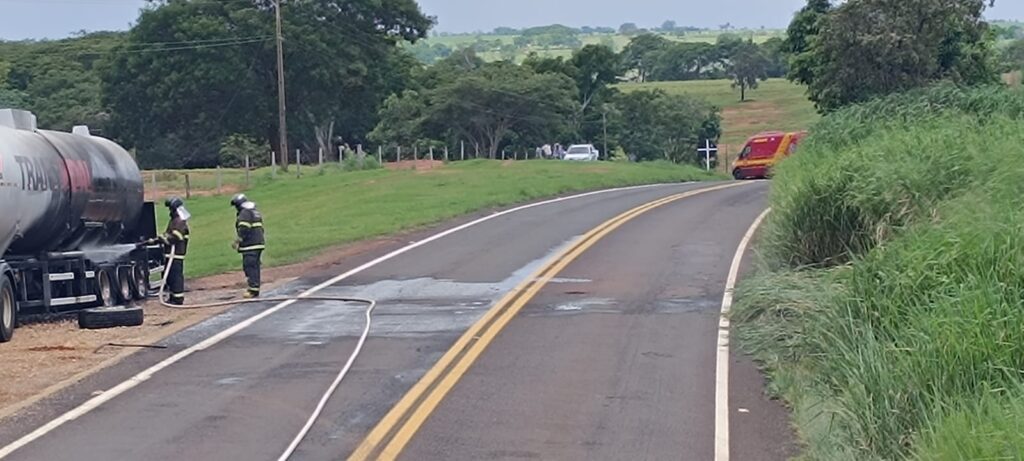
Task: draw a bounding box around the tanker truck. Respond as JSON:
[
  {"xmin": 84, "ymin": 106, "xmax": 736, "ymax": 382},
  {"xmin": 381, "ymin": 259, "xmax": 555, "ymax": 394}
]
[{"xmin": 0, "ymin": 109, "xmax": 164, "ymax": 342}]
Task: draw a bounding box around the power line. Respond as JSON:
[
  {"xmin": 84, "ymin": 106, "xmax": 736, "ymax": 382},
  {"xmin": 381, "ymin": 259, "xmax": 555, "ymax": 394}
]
[
  {"xmin": 0, "ymin": 37, "xmax": 273, "ymax": 57},
  {"xmin": 4, "ymin": 35, "xmax": 275, "ymax": 50}
]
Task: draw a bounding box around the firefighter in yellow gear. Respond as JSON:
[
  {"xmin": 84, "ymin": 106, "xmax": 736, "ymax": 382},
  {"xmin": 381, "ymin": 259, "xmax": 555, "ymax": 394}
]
[
  {"xmin": 230, "ymin": 194, "xmax": 265, "ymax": 298},
  {"xmin": 160, "ymin": 197, "xmax": 190, "ymax": 305}
]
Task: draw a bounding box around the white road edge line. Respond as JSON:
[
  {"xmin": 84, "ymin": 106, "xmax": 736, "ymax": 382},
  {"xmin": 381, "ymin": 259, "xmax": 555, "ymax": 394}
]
[
  {"xmin": 715, "ymin": 208, "xmax": 771, "ymax": 461},
  {"xmin": 0, "ymin": 182, "xmax": 684, "ymax": 460}
]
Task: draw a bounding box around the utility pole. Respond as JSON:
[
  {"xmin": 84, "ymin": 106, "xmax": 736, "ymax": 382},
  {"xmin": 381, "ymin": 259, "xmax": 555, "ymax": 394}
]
[
  {"xmin": 275, "ymin": 0, "xmax": 289, "ymax": 168},
  {"xmin": 602, "ymin": 108, "xmax": 608, "ymax": 161}
]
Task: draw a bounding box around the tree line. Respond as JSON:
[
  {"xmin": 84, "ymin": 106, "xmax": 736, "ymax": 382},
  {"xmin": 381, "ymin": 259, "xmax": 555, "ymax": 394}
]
[
  {"xmin": 370, "ymin": 46, "xmax": 720, "ymax": 164},
  {"xmin": 0, "ymin": 1, "xmax": 724, "ymax": 169},
  {"xmin": 620, "ymin": 33, "xmax": 786, "ymax": 85}
]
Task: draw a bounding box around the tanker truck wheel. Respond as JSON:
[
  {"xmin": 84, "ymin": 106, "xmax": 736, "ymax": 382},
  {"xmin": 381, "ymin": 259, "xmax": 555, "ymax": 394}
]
[
  {"xmin": 0, "ymin": 276, "xmax": 15, "ymax": 343},
  {"xmin": 130, "ymin": 265, "xmax": 149, "ymax": 301},
  {"xmin": 78, "ymin": 306, "xmax": 144, "ymax": 330},
  {"xmin": 96, "ymin": 269, "xmax": 116, "ymax": 307},
  {"xmin": 117, "ymin": 268, "xmax": 132, "ymax": 304}
]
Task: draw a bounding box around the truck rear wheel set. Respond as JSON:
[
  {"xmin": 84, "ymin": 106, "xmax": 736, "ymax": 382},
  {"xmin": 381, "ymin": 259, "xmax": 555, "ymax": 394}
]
[{"xmin": 78, "ymin": 265, "xmax": 148, "ymax": 331}]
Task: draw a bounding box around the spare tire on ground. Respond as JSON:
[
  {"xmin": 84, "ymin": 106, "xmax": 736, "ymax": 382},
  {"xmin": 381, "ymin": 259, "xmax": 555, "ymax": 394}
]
[{"xmin": 78, "ymin": 306, "xmax": 145, "ymax": 330}]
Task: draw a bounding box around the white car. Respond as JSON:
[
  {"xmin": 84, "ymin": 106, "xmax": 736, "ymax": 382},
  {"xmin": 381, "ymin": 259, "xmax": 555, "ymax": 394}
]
[{"xmin": 563, "ymin": 144, "xmax": 600, "ymax": 161}]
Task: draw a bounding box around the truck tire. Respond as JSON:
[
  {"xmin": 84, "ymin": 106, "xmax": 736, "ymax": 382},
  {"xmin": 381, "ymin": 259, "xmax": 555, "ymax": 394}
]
[
  {"xmin": 96, "ymin": 268, "xmax": 116, "ymax": 307},
  {"xmin": 78, "ymin": 306, "xmax": 144, "ymax": 330},
  {"xmin": 131, "ymin": 265, "xmax": 149, "ymax": 300},
  {"xmin": 117, "ymin": 267, "xmax": 132, "ymax": 304},
  {"xmin": 0, "ymin": 277, "xmax": 15, "ymax": 343}
]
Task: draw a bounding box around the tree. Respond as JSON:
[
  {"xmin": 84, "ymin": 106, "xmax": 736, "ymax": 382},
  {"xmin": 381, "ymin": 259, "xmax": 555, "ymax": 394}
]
[
  {"xmin": 760, "ymin": 37, "xmax": 788, "ymax": 78},
  {"xmin": 101, "ymin": 0, "xmax": 432, "ymax": 168},
  {"xmin": 371, "ymin": 62, "xmax": 577, "ymax": 158},
  {"xmin": 421, "ymin": 63, "xmax": 577, "ymax": 158},
  {"xmin": 661, "ymin": 20, "xmax": 678, "ymax": 32},
  {"xmin": 729, "ymin": 42, "xmax": 770, "ymax": 101},
  {"xmin": 571, "ymin": 45, "xmax": 620, "ymax": 141},
  {"xmin": 0, "ymin": 32, "xmax": 123, "ymax": 133},
  {"xmin": 784, "ymin": 0, "xmax": 832, "ymax": 86},
  {"xmin": 647, "ymin": 42, "xmax": 717, "ymax": 81},
  {"xmin": 798, "ymin": 0, "xmax": 997, "ymax": 111},
  {"xmin": 220, "ymin": 134, "xmax": 270, "ymax": 167},
  {"xmin": 0, "ymin": 61, "xmax": 29, "ymax": 109},
  {"xmin": 621, "ymin": 34, "xmax": 670, "ymax": 82},
  {"xmin": 523, "ymin": 54, "xmax": 577, "ymax": 79},
  {"xmin": 610, "ymin": 90, "xmax": 720, "ymax": 163},
  {"xmin": 368, "ymin": 90, "xmax": 428, "ymax": 147},
  {"xmin": 571, "ymin": 45, "xmax": 620, "ymax": 113},
  {"xmin": 714, "ymin": 33, "xmax": 746, "ymax": 61},
  {"xmin": 619, "ymin": 23, "xmax": 640, "ymax": 36}
]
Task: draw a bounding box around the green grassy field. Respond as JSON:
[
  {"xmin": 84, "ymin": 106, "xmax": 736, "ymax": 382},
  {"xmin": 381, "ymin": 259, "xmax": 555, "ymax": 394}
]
[
  {"xmin": 618, "ymin": 79, "xmax": 820, "ymax": 155},
  {"xmin": 171, "ymin": 160, "xmax": 719, "ymax": 278}
]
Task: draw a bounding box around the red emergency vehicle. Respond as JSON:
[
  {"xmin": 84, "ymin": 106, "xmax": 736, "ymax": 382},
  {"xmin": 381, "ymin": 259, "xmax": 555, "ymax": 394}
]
[{"xmin": 731, "ymin": 131, "xmax": 807, "ymax": 180}]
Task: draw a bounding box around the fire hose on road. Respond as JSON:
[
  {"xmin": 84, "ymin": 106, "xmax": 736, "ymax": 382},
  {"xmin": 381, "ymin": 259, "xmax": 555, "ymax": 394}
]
[{"xmin": 155, "ymin": 245, "xmax": 378, "ymax": 461}]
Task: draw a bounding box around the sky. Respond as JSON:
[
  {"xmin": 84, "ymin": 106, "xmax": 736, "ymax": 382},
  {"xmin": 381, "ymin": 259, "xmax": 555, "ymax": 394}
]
[{"xmin": 0, "ymin": 0, "xmax": 1022, "ymax": 40}]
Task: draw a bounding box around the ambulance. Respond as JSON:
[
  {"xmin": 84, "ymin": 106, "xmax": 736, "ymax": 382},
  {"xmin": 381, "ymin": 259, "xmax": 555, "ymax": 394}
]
[{"xmin": 731, "ymin": 131, "xmax": 807, "ymax": 180}]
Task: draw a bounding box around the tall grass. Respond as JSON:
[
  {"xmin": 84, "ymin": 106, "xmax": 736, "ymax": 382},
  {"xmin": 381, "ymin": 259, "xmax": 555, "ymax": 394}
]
[{"xmin": 734, "ymin": 85, "xmax": 1024, "ymax": 459}]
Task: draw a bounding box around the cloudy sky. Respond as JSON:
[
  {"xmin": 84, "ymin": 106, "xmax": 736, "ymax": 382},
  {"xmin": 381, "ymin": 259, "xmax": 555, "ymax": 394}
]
[{"xmin": 0, "ymin": 0, "xmax": 1021, "ymax": 40}]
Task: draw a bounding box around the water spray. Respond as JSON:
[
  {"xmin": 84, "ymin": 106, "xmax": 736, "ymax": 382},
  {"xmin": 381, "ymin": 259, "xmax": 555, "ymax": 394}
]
[{"xmin": 80, "ymin": 244, "xmax": 140, "ymax": 264}]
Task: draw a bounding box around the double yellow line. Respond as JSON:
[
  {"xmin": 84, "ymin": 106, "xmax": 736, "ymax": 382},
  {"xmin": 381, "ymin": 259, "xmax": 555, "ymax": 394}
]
[{"xmin": 348, "ymin": 182, "xmax": 747, "ymax": 461}]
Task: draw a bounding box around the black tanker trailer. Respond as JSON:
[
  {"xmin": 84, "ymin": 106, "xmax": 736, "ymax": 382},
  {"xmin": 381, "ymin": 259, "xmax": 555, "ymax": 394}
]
[{"xmin": 0, "ymin": 109, "xmax": 163, "ymax": 342}]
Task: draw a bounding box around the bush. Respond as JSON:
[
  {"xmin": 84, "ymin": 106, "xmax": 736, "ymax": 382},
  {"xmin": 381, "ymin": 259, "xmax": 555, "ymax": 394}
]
[
  {"xmin": 765, "ymin": 85, "xmax": 1024, "ymax": 268},
  {"xmin": 220, "ymin": 134, "xmax": 270, "ymax": 168},
  {"xmin": 343, "ymin": 155, "xmax": 382, "ymax": 171}
]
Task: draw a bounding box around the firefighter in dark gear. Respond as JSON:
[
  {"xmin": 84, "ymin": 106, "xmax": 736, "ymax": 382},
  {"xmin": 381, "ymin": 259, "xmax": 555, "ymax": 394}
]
[
  {"xmin": 231, "ymin": 194, "xmax": 265, "ymax": 298},
  {"xmin": 160, "ymin": 197, "xmax": 190, "ymax": 305}
]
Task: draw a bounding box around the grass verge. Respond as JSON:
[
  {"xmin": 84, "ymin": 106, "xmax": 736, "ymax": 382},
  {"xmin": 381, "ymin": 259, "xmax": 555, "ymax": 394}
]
[
  {"xmin": 732, "ymin": 84, "xmax": 1024, "ymax": 460},
  {"xmin": 172, "ymin": 159, "xmax": 719, "ymax": 278}
]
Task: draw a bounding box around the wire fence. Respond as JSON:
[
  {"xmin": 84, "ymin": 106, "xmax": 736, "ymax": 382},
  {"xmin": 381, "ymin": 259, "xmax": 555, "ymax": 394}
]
[{"xmin": 142, "ymin": 137, "xmax": 739, "ymax": 201}]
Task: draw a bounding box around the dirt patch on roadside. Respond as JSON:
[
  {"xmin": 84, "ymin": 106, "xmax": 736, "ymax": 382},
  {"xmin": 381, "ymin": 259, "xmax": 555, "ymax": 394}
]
[{"xmin": 0, "ymin": 232, "xmax": 404, "ymax": 421}]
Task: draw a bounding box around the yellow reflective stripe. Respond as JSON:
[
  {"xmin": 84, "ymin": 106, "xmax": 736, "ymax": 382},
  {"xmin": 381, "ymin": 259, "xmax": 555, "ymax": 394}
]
[
  {"xmin": 170, "ymin": 293, "xmax": 185, "ymax": 299},
  {"xmin": 171, "ymin": 230, "xmax": 184, "ymax": 240},
  {"xmin": 238, "ymin": 245, "xmax": 265, "ymax": 252},
  {"xmin": 237, "ymin": 222, "xmax": 253, "ymax": 228},
  {"xmin": 251, "ymin": 222, "xmax": 263, "ymax": 228},
  {"xmin": 166, "ymin": 254, "xmax": 186, "ymax": 260},
  {"xmin": 247, "ymin": 287, "xmax": 260, "ymax": 293}
]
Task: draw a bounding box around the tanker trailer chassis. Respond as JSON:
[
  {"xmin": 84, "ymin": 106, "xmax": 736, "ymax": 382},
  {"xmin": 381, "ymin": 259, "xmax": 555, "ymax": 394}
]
[
  {"xmin": 0, "ymin": 204, "xmax": 164, "ymax": 341},
  {"xmin": 0, "ymin": 109, "xmax": 165, "ymax": 342}
]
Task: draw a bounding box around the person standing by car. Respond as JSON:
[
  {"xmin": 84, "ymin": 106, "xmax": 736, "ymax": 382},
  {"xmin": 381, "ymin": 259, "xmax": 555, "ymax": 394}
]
[{"xmin": 230, "ymin": 194, "xmax": 265, "ymax": 298}]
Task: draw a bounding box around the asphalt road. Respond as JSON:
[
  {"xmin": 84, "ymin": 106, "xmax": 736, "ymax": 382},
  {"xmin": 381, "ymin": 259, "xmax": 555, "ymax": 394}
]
[{"xmin": 0, "ymin": 180, "xmax": 795, "ymax": 461}]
